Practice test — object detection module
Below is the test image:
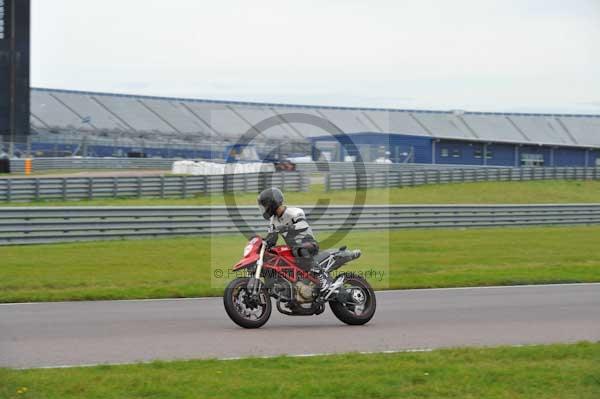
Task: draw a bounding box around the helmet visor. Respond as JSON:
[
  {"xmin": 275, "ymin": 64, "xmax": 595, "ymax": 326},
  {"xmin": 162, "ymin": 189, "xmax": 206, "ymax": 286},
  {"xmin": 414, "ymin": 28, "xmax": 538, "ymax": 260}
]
[{"xmin": 258, "ymin": 203, "xmax": 267, "ymax": 215}]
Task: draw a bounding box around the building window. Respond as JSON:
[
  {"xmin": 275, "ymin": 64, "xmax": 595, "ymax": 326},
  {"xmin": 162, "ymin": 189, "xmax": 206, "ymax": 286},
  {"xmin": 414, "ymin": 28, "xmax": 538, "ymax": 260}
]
[
  {"xmin": 441, "ymin": 148, "xmax": 449, "ymax": 157},
  {"xmin": 452, "ymin": 149, "xmax": 461, "ymax": 158},
  {"xmin": 521, "ymin": 153, "xmax": 544, "ymax": 167},
  {"xmin": 0, "ymin": 1, "xmax": 5, "ymax": 40},
  {"xmin": 474, "ymin": 147, "xmax": 492, "ymax": 159}
]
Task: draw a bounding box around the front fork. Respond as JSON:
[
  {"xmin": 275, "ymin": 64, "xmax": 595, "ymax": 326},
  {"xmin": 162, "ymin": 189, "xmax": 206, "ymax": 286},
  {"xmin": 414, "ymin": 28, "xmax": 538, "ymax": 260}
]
[{"xmin": 247, "ymin": 242, "xmax": 266, "ymax": 298}]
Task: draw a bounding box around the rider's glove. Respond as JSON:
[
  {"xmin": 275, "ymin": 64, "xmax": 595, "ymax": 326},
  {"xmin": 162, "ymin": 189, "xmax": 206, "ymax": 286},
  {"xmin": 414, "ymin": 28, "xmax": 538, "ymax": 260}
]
[{"xmin": 292, "ymin": 241, "xmax": 319, "ymax": 258}]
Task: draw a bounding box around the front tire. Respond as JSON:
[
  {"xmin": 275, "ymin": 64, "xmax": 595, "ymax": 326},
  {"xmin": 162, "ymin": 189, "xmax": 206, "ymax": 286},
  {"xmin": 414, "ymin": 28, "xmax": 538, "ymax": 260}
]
[
  {"xmin": 329, "ymin": 274, "xmax": 376, "ymax": 325},
  {"xmin": 223, "ymin": 277, "xmax": 272, "ymax": 329}
]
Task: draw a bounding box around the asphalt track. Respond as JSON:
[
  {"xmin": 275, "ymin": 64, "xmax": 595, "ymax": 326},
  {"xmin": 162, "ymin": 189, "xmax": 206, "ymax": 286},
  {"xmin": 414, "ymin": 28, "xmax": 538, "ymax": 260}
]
[{"xmin": 1, "ymin": 283, "xmax": 599, "ymax": 369}]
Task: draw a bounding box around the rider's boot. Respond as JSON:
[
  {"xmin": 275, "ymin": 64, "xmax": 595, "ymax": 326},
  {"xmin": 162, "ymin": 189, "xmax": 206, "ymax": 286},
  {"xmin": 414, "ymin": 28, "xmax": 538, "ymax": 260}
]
[
  {"xmin": 311, "ymin": 264, "xmax": 333, "ymax": 293},
  {"xmin": 312, "ymin": 250, "xmax": 360, "ymax": 293},
  {"xmin": 318, "ymin": 272, "xmax": 332, "ymax": 292}
]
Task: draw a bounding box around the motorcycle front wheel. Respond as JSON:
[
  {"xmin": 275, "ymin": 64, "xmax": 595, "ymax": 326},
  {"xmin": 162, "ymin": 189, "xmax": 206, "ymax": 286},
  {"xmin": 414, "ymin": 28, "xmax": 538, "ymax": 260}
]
[
  {"xmin": 329, "ymin": 274, "xmax": 376, "ymax": 325},
  {"xmin": 223, "ymin": 277, "xmax": 272, "ymax": 329}
]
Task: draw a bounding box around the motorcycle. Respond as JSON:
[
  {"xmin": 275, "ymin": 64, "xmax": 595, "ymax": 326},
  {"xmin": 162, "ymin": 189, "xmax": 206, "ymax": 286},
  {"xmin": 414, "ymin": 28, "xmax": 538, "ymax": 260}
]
[{"xmin": 223, "ymin": 233, "xmax": 377, "ymax": 328}]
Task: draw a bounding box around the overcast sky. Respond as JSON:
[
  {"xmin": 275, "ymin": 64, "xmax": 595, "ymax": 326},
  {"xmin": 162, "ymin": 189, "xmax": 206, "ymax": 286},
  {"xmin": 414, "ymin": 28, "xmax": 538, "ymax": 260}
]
[{"xmin": 32, "ymin": 0, "xmax": 600, "ymax": 113}]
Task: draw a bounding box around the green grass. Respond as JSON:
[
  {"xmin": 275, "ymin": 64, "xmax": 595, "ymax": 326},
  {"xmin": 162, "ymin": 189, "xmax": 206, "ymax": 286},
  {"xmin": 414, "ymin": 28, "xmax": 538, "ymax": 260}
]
[
  {"xmin": 1, "ymin": 343, "xmax": 599, "ymax": 398},
  {"xmin": 1, "ymin": 180, "xmax": 600, "ymax": 206},
  {"xmin": 2, "ymin": 225, "xmax": 600, "ymax": 303}
]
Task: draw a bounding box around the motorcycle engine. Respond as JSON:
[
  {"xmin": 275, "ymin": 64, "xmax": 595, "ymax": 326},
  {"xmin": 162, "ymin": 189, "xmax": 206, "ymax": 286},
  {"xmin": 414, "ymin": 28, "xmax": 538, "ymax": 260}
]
[{"xmin": 294, "ymin": 279, "xmax": 317, "ymax": 303}]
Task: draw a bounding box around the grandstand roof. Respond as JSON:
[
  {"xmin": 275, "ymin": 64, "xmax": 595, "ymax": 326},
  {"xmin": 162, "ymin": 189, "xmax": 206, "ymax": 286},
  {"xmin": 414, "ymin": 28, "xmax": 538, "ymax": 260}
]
[{"xmin": 31, "ymin": 88, "xmax": 600, "ymax": 148}]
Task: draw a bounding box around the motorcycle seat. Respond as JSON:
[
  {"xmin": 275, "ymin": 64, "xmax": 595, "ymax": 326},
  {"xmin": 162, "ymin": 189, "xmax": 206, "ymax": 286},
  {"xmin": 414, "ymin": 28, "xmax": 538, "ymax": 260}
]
[{"xmin": 315, "ymin": 250, "xmax": 334, "ymax": 265}]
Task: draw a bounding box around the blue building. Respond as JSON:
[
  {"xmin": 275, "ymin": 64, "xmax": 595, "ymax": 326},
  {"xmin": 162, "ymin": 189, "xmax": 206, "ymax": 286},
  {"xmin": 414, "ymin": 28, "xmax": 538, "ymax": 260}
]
[
  {"xmin": 311, "ymin": 111, "xmax": 600, "ymax": 167},
  {"xmin": 311, "ymin": 132, "xmax": 600, "ymax": 167},
  {"xmin": 27, "ymin": 88, "xmax": 600, "ymax": 167}
]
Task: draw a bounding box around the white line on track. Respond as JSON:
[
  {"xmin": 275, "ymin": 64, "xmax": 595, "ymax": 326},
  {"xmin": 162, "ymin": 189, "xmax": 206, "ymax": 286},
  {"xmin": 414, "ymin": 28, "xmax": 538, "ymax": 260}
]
[
  {"xmin": 219, "ymin": 348, "xmax": 435, "ymax": 361},
  {"xmin": 1, "ymin": 282, "xmax": 598, "ymax": 306},
  {"xmin": 376, "ymin": 282, "xmax": 600, "ymax": 293},
  {"xmin": 17, "ymin": 348, "xmax": 436, "ymax": 370},
  {"xmin": 16, "ymin": 343, "xmax": 567, "ymax": 370}
]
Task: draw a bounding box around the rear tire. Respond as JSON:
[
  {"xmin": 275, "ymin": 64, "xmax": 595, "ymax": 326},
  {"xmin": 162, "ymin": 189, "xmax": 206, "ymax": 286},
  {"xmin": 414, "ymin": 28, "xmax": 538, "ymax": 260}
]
[
  {"xmin": 223, "ymin": 277, "xmax": 272, "ymax": 329},
  {"xmin": 329, "ymin": 274, "xmax": 376, "ymax": 325}
]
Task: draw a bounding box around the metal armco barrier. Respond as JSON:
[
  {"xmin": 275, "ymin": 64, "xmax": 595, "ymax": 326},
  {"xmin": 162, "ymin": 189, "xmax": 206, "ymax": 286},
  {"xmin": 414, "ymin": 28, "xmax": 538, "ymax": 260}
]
[
  {"xmin": 0, "ymin": 172, "xmax": 308, "ymax": 202},
  {"xmin": 295, "ymin": 162, "xmax": 504, "ymax": 174},
  {"xmin": 1, "ymin": 204, "xmax": 599, "ymax": 245},
  {"xmin": 325, "ymin": 167, "xmax": 600, "ymax": 190},
  {"xmin": 8, "ymin": 159, "xmax": 507, "ymax": 174},
  {"xmin": 9, "ymin": 157, "xmax": 178, "ymax": 173}
]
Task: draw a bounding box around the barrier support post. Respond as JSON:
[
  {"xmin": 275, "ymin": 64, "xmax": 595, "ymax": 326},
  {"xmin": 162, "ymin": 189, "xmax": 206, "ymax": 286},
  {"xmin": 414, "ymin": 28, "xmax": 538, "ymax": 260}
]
[
  {"xmin": 62, "ymin": 178, "xmax": 67, "ymax": 201},
  {"xmin": 24, "ymin": 159, "xmax": 32, "ymax": 176},
  {"xmin": 35, "ymin": 179, "xmax": 40, "ymax": 201}
]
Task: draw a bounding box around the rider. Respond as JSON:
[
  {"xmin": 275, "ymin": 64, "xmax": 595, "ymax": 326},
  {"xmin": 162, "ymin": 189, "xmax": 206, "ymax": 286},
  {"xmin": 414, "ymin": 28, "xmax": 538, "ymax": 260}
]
[{"xmin": 257, "ymin": 187, "xmax": 330, "ymax": 291}]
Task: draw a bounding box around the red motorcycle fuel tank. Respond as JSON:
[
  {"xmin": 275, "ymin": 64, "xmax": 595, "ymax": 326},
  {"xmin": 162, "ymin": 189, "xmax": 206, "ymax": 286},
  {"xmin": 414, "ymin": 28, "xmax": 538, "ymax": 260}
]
[{"xmin": 270, "ymin": 245, "xmax": 294, "ymax": 259}]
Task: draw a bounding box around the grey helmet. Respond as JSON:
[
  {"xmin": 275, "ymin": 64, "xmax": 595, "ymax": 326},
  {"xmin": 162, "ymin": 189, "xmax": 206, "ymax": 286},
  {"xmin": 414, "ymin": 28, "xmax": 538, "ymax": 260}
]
[{"xmin": 257, "ymin": 187, "xmax": 284, "ymax": 220}]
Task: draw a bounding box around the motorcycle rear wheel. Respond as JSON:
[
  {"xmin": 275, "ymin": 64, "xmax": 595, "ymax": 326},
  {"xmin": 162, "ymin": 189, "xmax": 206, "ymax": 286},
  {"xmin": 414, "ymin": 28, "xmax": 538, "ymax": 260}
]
[
  {"xmin": 223, "ymin": 277, "xmax": 272, "ymax": 329},
  {"xmin": 329, "ymin": 274, "xmax": 376, "ymax": 325}
]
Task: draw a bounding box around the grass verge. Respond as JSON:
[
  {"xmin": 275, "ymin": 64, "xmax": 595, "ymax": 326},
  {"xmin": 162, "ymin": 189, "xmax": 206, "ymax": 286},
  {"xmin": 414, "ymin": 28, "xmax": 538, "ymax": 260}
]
[
  {"xmin": 1, "ymin": 180, "xmax": 600, "ymax": 206},
  {"xmin": 1, "ymin": 225, "xmax": 600, "ymax": 302},
  {"xmin": 1, "ymin": 343, "xmax": 599, "ymax": 398}
]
